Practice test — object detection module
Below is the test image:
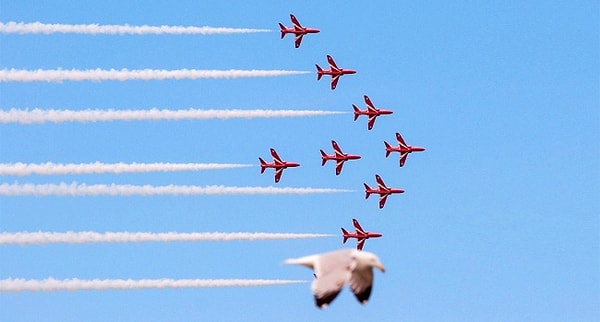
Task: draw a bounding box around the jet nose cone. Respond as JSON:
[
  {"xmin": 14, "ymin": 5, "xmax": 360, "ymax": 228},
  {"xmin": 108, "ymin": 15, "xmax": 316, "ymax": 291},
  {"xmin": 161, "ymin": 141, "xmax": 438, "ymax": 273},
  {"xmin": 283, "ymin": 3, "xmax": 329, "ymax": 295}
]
[
  {"xmin": 348, "ymin": 70, "xmax": 357, "ymax": 74},
  {"xmin": 290, "ymin": 162, "xmax": 301, "ymax": 167}
]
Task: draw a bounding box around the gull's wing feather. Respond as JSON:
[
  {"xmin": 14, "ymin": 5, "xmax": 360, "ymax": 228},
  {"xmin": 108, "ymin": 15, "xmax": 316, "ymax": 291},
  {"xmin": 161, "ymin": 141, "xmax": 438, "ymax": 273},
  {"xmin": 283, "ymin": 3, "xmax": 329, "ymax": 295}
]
[
  {"xmin": 311, "ymin": 249, "xmax": 355, "ymax": 308},
  {"xmin": 348, "ymin": 260, "xmax": 375, "ymax": 304}
]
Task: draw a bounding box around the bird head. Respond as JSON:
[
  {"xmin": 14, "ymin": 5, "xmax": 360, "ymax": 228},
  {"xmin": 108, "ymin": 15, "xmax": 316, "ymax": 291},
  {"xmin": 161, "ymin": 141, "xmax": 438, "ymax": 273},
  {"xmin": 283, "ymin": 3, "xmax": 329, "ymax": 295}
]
[{"xmin": 353, "ymin": 250, "xmax": 385, "ymax": 273}]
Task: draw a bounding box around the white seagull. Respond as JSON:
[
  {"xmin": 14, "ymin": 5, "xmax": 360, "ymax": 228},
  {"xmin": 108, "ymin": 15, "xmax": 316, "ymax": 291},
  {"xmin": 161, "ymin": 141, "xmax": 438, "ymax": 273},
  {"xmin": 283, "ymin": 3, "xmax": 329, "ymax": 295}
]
[{"xmin": 284, "ymin": 249, "xmax": 385, "ymax": 308}]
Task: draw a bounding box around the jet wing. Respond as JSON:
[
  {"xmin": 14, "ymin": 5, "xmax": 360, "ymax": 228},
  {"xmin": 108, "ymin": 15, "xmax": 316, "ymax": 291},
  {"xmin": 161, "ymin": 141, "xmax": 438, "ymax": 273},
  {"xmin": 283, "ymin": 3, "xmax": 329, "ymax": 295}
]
[
  {"xmin": 352, "ymin": 219, "xmax": 366, "ymax": 234},
  {"xmin": 367, "ymin": 114, "xmax": 377, "ymax": 130},
  {"xmin": 375, "ymin": 174, "xmax": 387, "ymax": 189},
  {"xmin": 378, "ymin": 194, "xmax": 388, "ymax": 209},
  {"xmin": 356, "ymin": 238, "xmax": 366, "ymax": 251},
  {"xmin": 274, "ymin": 167, "xmax": 284, "ymax": 183},
  {"xmin": 396, "ymin": 132, "xmax": 408, "ymax": 148},
  {"xmin": 327, "ymin": 55, "xmax": 340, "ymax": 71},
  {"xmin": 335, "ymin": 160, "xmax": 345, "ymax": 175},
  {"xmin": 294, "ymin": 34, "xmax": 304, "ymax": 48},
  {"xmin": 364, "ymin": 95, "xmax": 376, "ymax": 111},
  {"xmin": 270, "ymin": 148, "xmax": 283, "ymax": 164},
  {"xmin": 332, "ymin": 141, "xmax": 344, "ymax": 156},
  {"xmin": 400, "ymin": 152, "xmax": 409, "ymax": 167},
  {"xmin": 290, "ymin": 14, "xmax": 303, "ymax": 30},
  {"xmin": 331, "ymin": 74, "xmax": 340, "ymax": 90}
]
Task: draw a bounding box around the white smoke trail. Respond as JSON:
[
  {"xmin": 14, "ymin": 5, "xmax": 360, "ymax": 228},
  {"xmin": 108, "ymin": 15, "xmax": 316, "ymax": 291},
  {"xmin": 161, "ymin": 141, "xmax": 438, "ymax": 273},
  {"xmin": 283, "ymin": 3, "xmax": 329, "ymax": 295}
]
[
  {"xmin": 0, "ymin": 278, "xmax": 306, "ymax": 292},
  {"xmin": 0, "ymin": 68, "xmax": 311, "ymax": 83},
  {"xmin": 0, "ymin": 231, "xmax": 334, "ymax": 245},
  {"xmin": 0, "ymin": 182, "xmax": 353, "ymax": 196},
  {"xmin": 0, "ymin": 108, "xmax": 346, "ymax": 124},
  {"xmin": 0, "ymin": 21, "xmax": 271, "ymax": 35},
  {"xmin": 0, "ymin": 162, "xmax": 252, "ymax": 176}
]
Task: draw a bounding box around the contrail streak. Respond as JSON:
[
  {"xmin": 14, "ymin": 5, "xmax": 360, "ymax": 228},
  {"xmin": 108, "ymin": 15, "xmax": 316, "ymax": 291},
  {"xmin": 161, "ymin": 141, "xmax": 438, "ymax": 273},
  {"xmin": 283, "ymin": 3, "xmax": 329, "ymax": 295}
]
[
  {"xmin": 0, "ymin": 182, "xmax": 353, "ymax": 196},
  {"xmin": 0, "ymin": 68, "xmax": 310, "ymax": 83},
  {"xmin": 0, "ymin": 108, "xmax": 346, "ymax": 124},
  {"xmin": 0, "ymin": 231, "xmax": 334, "ymax": 245},
  {"xmin": 0, "ymin": 21, "xmax": 272, "ymax": 35},
  {"xmin": 0, "ymin": 162, "xmax": 252, "ymax": 176},
  {"xmin": 0, "ymin": 278, "xmax": 306, "ymax": 292}
]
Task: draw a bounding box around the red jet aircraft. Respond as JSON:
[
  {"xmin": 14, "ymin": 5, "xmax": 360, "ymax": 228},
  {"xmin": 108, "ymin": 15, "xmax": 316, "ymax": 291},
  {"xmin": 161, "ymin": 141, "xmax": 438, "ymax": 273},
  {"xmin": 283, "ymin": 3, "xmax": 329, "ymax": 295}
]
[
  {"xmin": 384, "ymin": 132, "xmax": 426, "ymax": 167},
  {"xmin": 341, "ymin": 218, "xmax": 382, "ymax": 251},
  {"xmin": 259, "ymin": 148, "xmax": 300, "ymax": 183},
  {"xmin": 353, "ymin": 95, "xmax": 394, "ymax": 130},
  {"xmin": 320, "ymin": 140, "xmax": 361, "ymax": 175},
  {"xmin": 278, "ymin": 14, "xmax": 320, "ymax": 48},
  {"xmin": 364, "ymin": 174, "xmax": 405, "ymax": 209},
  {"xmin": 316, "ymin": 55, "xmax": 356, "ymax": 90}
]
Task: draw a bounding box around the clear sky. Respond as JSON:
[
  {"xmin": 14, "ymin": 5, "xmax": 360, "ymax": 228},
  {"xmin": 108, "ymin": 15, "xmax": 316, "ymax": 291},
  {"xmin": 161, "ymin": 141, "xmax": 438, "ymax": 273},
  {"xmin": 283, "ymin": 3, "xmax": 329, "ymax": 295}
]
[{"xmin": 1, "ymin": 1, "xmax": 598, "ymax": 321}]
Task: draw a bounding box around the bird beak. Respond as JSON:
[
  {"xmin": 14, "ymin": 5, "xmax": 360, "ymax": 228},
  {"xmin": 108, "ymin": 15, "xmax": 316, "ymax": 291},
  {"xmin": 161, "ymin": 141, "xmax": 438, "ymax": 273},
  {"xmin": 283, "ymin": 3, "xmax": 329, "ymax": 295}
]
[{"xmin": 376, "ymin": 263, "xmax": 386, "ymax": 273}]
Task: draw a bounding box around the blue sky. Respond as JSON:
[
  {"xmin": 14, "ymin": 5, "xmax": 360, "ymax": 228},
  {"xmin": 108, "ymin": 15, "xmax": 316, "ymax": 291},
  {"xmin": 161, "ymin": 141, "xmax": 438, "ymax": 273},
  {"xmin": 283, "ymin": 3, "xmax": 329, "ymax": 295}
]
[{"xmin": 1, "ymin": 1, "xmax": 598, "ymax": 321}]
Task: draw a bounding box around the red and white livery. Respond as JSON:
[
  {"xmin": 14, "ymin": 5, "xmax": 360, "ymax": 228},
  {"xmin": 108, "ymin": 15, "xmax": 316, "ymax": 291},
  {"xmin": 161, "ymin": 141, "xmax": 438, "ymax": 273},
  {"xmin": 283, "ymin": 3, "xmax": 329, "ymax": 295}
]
[
  {"xmin": 341, "ymin": 218, "xmax": 382, "ymax": 251},
  {"xmin": 352, "ymin": 95, "xmax": 394, "ymax": 130},
  {"xmin": 278, "ymin": 14, "xmax": 320, "ymax": 48},
  {"xmin": 316, "ymin": 55, "xmax": 356, "ymax": 90},
  {"xmin": 364, "ymin": 174, "xmax": 405, "ymax": 209},
  {"xmin": 384, "ymin": 132, "xmax": 425, "ymax": 167},
  {"xmin": 320, "ymin": 140, "xmax": 361, "ymax": 175},
  {"xmin": 259, "ymin": 148, "xmax": 300, "ymax": 183}
]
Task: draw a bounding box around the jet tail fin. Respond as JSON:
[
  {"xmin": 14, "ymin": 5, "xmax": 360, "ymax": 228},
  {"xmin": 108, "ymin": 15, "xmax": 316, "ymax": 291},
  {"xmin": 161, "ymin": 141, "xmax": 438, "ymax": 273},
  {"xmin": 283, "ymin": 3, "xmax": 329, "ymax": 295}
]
[
  {"xmin": 320, "ymin": 150, "xmax": 328, "ymax": 166},
  {"xmin": 258, "ymin": 157, "xmax": 267, "ymax": 174},
  {"xmin": 352, "ymin": 105, "xmax": 360, "ymax": 121},
  {"xmin": 384, "ymin": 141, "xmax": 392, "ymax": 158},
  {"xmin": 278, "ymin": 23, "xmax": 286, "ymax": 39},
  {"xmin": 363, "ymin": 183, "xmax": 372, "ymax": 199},
  {"xmin": 315, "ymin": 65, "xmax": 323, "ymax": 80},
  {"xmin": 341, "ymin": 228, "xmax": 349, "ymax": 244}
]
